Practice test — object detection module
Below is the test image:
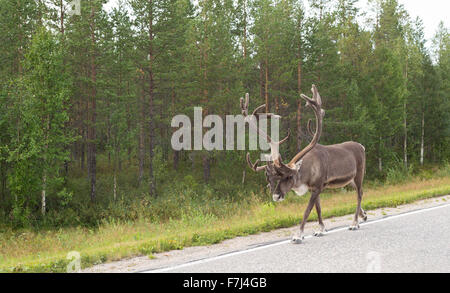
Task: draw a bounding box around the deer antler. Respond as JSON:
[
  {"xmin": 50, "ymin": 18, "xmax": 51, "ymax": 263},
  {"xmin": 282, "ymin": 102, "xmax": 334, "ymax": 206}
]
[
  {"xmin": 240, "ymin": 93, "xmax": 290, "ymax": 171},
  {"xmin": 306, "ymin": 119, "xmax": 314, "ymax": 137},
  {"xmin": 246, "ymin": 153, "xmax": 266, "ymax": 172},
  {"xmin": 285, "ymin": 84, "xmax": 324, "ymax": 168}
]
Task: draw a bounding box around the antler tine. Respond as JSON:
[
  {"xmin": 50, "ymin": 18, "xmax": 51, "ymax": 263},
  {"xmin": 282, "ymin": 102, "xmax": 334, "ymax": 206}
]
[
  {"xmin": 271, "ymin": 129, "xmax": 291, "ymax": 169},
  {"xmin": 240, "ymin": 93, "xmax": 288, "ymax": 163},
  {"xmin": 240, "ymin": 97, "xmax": 244, "ymax": 113},
  {"xmin": 241, "ymin": 97, "xmax": 280, "ymax": 145},
  {"xmin": 307, "ymin": 119, "xmax": 314, "ymax": 137},
  {"xmin": 301, "ymin": 84, "xmax": 323, "ymax": 108},
  {"xmin": 285, "ymin": 85, "xmax": 324, "ymax": 168},
  {"xmin": 312, "ymin": 84, "xmax": 322, "ymax": 106},
  {"xmin": 242, "ymin": 102, "xmax": 272, "ymax": 144},
  {"xmin": 300, "ymin": 93, "xmax": 319, "ymax": 108},
  {"xmin": 240, "ymin": 95, "xmax": 248, "ymax": 116},
  {"xmin": 274, "ymin": 153, "xmax": 299, "ymax": 174},
  {"xmin": 246, "ymin": 153, "xmax": 266, "ymax": 172},
  {"xmin": 252, "ymin": 104, "xmax": 266, "ymax": 116},
  {"xmin": 274, "ymin": 128, "xmax": 291, "ymax": 145},
  {"xmin": 252, "ymin": 104, "xmax": 282, "ymax": 121}
]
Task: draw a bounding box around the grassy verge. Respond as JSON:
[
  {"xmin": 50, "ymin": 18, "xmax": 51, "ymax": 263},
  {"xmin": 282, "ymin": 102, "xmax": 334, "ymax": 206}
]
[{"xmin": 1, "ymin": 175, "xmax": 450, "ymax": 272}]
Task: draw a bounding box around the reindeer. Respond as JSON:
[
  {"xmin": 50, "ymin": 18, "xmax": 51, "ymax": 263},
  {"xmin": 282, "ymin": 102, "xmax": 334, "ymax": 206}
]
[{"xmin": 241, "ymin": 85, "xmax": 367, "ymax": 244}]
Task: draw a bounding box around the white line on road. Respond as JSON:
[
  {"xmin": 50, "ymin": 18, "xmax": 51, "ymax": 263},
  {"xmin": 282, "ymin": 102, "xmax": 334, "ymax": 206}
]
[{"xmin": 140, "ymin": 203, "xmax": 450, "ymax": 273}]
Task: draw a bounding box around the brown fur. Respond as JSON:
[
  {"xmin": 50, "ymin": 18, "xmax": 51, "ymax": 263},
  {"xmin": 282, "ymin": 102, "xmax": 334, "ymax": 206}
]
[
  {"xmin": 266, "ymin": 141, "xmax": 367, "ymax": 242},
  {"xmin": 243, "ymin": 85, "xmax": 367, "ymax": 243}
]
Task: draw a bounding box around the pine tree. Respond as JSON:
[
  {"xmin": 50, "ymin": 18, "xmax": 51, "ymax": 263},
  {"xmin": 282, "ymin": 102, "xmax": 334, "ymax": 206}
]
[{"xmin": 102, "ymin": 3, "xmax": 136, "ymax": 200}]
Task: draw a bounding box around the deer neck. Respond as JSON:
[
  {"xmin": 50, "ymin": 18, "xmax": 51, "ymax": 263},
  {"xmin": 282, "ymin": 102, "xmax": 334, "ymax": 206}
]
[{"xmin": 291, "ymin": 160, "xmax": 308, "ymax": 196}]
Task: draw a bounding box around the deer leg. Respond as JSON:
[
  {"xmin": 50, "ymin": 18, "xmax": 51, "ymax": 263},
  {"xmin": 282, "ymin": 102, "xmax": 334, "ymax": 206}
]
[
  {"xmin": 350, "ymin": 180, "xmax": 366, "ymax": 220},
  {"xmin": 349, "ymin": 186, "xmax": 363, "ymax": 230},
  {"xmin": 359, "ymin": 206, "xmax": 367, "ymax": 222},
  {"xmin": 313, "ymin": 196, "xmax": 326, "ymax": 237},
  {"xmin": 359, "ymin": 209, "xmax": 367, "ymax": 222},
  {"xmin": 292, "ymin": 190, "xmax": 320, "ymax": 244},
  {"xmin": 357, "ymin": 174, "xmax": 367, "ymax": 221}
]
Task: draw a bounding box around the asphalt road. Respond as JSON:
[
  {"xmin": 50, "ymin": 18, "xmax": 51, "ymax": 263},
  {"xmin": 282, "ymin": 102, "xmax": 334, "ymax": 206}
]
[{"xmin": 144, "ymin": 204, "xmax": 450, "ymax": 273}]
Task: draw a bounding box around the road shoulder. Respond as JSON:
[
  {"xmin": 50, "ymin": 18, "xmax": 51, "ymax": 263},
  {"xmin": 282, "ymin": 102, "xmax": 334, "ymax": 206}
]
[{"xmin": 82, "ymin": 195, "xmax": 450, "ymax": 273}]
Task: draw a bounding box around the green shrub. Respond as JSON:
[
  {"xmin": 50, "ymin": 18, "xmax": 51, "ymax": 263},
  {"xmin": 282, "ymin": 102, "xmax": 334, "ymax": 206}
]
[
  {"xmin": 1, "ymin": 157, "xmax": 449, "ymax": 231},
  {"xmin": 386, "ymin": 164, "xmax": 414, "ymax": 185}
]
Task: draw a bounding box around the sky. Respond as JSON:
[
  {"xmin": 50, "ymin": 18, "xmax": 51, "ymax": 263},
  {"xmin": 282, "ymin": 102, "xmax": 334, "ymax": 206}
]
[
  {"xmin": 384, "ymin": 0, "xmax": 449, "ymax": 47},
  {"xmin": 105, "ymin": 0, "xmax": 449, "ymax": 49}
]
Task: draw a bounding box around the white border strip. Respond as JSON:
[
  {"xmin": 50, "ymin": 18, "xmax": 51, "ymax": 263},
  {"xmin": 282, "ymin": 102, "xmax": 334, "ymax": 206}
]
[{"xmin": 141, "ymin": 203, "xmax": 450, "ymax": 273}]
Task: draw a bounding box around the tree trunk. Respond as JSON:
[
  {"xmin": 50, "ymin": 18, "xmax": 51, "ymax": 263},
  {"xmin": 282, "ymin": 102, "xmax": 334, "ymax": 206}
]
[
  {"xmin": 88, "ymin": 6, "xmax": 97, "ymax": 202},
  {"xmin": 201, "ymin": 8, "xmax": 210, "ymax": 184},
  {"xmin": 297, "ymin": 101, "xmax": 302, "ymax": 152},
  {"xmin": 59, "ymin": 0, "xmax": 64, "ymax": 34},
  {"xmin": 265, "ymin": 58, "xmax": 269, "ymax": 113},
  {"xmin": 203, "ymin": 155, "xmax": 210, "ymax": 183},
  {"xmin": 107, "ymin": 98, "xmax": 111, "ymax": 167},
  {"xmin": 0, "ymin": 161, "xmax": 6, "ymax": 202},
  {"xmin": 378, "ymin": 136, "xmax": 382, "ymax": 172},
  {"xmin": 148, "ymin": 0, "xmax": 156, "ymax": 197},
  {"xmin": 173, "ymin": 150, "xmax": 179, "ymax": 170},
  {"xmin": 118, "ymin": 146, "xmax": 122, "ymax": 172},
  {"xmin": 42, "ymin": 113, "xmax": 50, "ymax": 215},
  {"xmin": 138, "ymin": 76, "xmax": 145, "ymax": 186},
  {"xmin": 275, "ymin": 95, "xmax": 279, "ymax": 113},
  {"xmin": 420, "ymin": 111, "xmax": 425, "ymax": 166},
  {"xmin": 297, "ymin": 18, "xmax": 302, "ymax": 152},
  {"xmin": 403, "ymin": 101, "xmax": 407, "ymax": 169},
  {"xmin": 113, "ymin": 167, "xmax": 117, "ymax": 201},
  {"xmin": 260, "ymin": 62, "xmax": 264, "ymax": 100},
  {"xmin": 241, "ymin": 10, "xmax": 248, "ymax": 183},
  {"xmin": 171, "ymin": 84, "xmax": 179, "ymax": 170},
  {"xmin": 243, "ymin": 0, "xmax": 247, "ymax": 58},
  {"xmin": 403, "ymin": 60, "xmax": 408, "ymax": 169},
  {"xmin": 126, "ymin": 81, "xmax": 132, "ymax": 164},
  {"xmin": 41, "ymin": 173, "xmax": 46, "ymax": 215},
  {"xmin": 160, "ymin": 98, "xmax": 168, "ymax": 161},
  {"xmin": 81, "ymin": 125, "xmax": 86, "ymax": 170}
]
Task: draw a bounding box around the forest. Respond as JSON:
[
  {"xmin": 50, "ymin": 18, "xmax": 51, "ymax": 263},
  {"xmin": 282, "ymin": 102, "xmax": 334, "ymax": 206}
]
[{"xmin": 0, "ymin": 0, "xmax": 449, "ymax": 231}]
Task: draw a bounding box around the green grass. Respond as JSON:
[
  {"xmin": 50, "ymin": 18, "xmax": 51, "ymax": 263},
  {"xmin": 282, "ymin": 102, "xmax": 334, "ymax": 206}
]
[{"xmin": 1, "ymin": 175, "xmax": 450, "ymax": 272}]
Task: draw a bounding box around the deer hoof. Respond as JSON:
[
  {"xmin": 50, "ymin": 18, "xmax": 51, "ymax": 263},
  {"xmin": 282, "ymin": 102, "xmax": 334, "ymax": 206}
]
[
  {"xmin": 360, "ymin": 210, "xmax": 368, "ymax": 222},
  {"xmin": 291, "ymin": 235, "xmax": 304, "ymax": 244},
  {"xmin": 313, "ymin": 228, "xmax": 326, "ymax": 237}
]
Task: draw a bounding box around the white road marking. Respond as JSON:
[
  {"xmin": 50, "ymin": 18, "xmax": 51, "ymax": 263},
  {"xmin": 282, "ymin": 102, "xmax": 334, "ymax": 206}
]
[{"xmin": 140, "ymin": 203, "xmax": 450, "ymax": 273}]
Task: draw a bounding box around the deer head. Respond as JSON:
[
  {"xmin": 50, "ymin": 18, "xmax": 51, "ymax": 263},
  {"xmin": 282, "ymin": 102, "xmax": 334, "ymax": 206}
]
[{"xmin": 242, "ymin": 85, "xmax": 325, "ymax": 202}]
